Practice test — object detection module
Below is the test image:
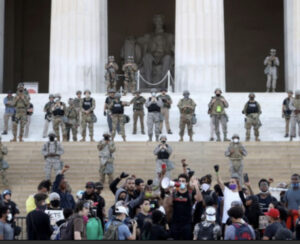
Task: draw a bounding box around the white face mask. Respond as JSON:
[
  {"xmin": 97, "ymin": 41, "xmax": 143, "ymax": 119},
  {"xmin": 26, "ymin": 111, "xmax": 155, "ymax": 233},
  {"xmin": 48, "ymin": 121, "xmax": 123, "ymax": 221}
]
[
  {"xmin": 201, "ymin": 183, "xmax": 210, "ymax": 192},
  {"xmin": 151, "ymin": 93, "xmax": 156, "ymax": 97},
  {"xmin": 7, "ymin": 213, "xmax": 12, "ymax": 222},
  {"xmin": 233, "ymin": 138, "xmax": 239, "ymax": 143}
]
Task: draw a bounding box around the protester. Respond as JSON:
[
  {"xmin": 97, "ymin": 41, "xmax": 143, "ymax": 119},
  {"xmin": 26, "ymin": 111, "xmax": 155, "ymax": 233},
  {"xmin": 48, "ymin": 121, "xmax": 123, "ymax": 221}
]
[
  {"xmin": 0, "ymin": 205, "xmax": 14, "ymax": 240},
  {"xmin": 256, "ymin": 179, "xmax": 278, "ymax": 213},
  {"xmin": 26, "ymin": 180, "xmax": 51, "ymax": 213},
  {"xmin": 262, "ymin": 208, "xmax": 284, "ymax": 240}
]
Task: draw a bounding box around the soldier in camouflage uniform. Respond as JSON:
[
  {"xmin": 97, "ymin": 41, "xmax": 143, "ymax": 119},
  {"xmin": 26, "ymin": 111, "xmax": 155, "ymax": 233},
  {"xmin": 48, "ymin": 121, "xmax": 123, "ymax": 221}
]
[
  {"xmin": 105, "ymin": 56, "xmax": 119, "ymax": 92},
  {"xmin": 289, "ymin": 90, "xmax": 300, "ymax": 141},
  {"xmin": 282, "ymin": 90, "xmax": 293, "ymax": 138},
  {"xmin": 0, "ymin": 137, "xmax": 9, "ymax": 186},
  {"xmin": 146, "ymin": 88, "xmax": 163, "ymax": 142},
  {"xmin": 242, "ymin": 93, "xmax": 262, "ymax": 142},
  {"xmin": 225, "ymin": 134, "xmax": 247, "ymax": 184},
  {"xmin": 73, "ymin": 90, "xmax": 82, "ymax": 134},
  {"xmin": 41, "ymin": 132, "xmax": 64, "ymax": 180},
  {"xmin": 178, "ymin": 90, "xmax": 196, "ymax": 142},
  {"xmin": 109, "ymin": 93, "xmax": 129, "ymax": 141},
  {"xmin": 42, "ymin": 94, "xmax": 55, "ymax": 138},
  {"xmin": 80, "ymin": 90, "xmax": 96, "ymax": 142},
  {"xmin": 158, "ymin": 88, "xmax": 172, "ymax": 134},
  {"xmin": 208, "ymin": 88, "xmax": 230, "ymax": 142},
  {"xmin": 130, "ymin": 90, "xmax": 146, "ymax": 134},
  {"xmin": 52, "ymin": 94, "xmax": 67, "ymax": 141},
  {"xmin": 64, "ymin": 98, "xmax": 79, "ymax": 142},
  {"xmin": 11, "ymin": 84, "xmax": 30, "ymax": 142},
  {"xmin": 97, "ymin": 132, "xmax": 116, "ymax": 185},
  {"xmin": 122, "ymin": 56, "xmax": 138, "ymax": 95}
]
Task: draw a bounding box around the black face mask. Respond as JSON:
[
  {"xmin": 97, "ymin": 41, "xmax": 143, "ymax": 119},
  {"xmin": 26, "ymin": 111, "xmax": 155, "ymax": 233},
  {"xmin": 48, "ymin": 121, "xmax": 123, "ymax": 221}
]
[
  {"xmin": 104, "ymin": 136, "xmax": 110, "ymax": 141},
  {"xmin": 39, "ymin": 205, "xmax": 47, "ymax": 211},
  {"xmin": 50, "ymin": 200, "xmax": 60, "ymax": 208},
  {"xmin": 49, "ymin": 136, "xmax": 55, "ymax": 142},
  {"xmin": 216, "ymin": 94, "xmax": 221, "ymax": 97},
  {"xmin": 19, "ymin": 89, "xmax": 24, "ymax": 93},
  {"xmin": 250, "ymin": 97, "xmax": 254, "ymax": 101}
]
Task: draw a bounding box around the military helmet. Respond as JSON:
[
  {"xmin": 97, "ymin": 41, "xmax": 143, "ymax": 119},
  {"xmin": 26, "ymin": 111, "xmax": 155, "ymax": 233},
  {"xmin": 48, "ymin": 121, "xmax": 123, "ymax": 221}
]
[
  {"xmin": 17, "ymin": 83, "xmax": 24, "ymax": 89},
  {"xmin": 54, "ymin": 93, "xmax": 61, "ymax": 99},
  {"xmin": 54, "ymin": 98, "xmax": 60, "ymax": 103},
  {"xmin": 134, "ymin": 90, "xmax": 141, "ymax": 94},
  {"xmin": 232, "ymin": 134, "xmax": 240, "ymax": 139},
  {"xmin": 68, "ymin": 98, "xmax": 74, "ymax": 104},
  {"xmin": 103, "ymin": 131, "xmax": 111, "ymax": 137},
  {"xmin": 108, "ymin": 88, "xmax": 116, "ymax": 93},
  {"xmin": 287, "ymin": 90, "xmax": 293, "ymax": 94},
  {"xmin": 215, "ymin": 88, "xmax": 222, "ymax": 94},
  {"xmin": 248, "ymin": 93, "xmax": 255, "ymax": 98},
  {"xmin": 160, "ymin": 135, "xmax": 167, "ymax": 141},
  {"xmin": 49, "ymin": 94, "xmax": 54, "ymax": 99},
  {"xmin": 76, "ymin": 90, "xmax": 82, "ymax": 95},
  {"xmin": 84, "ymin": 89, "xmax": 91, "ymax": 95},
  {"xmin": 150, "ymin": 88, "xmax": 157, "ymax": 93},
  {"xmin": 48, "ymin": 132, "xmax": 56, "ymax": 137},
  {"xmin": 161, "ymin": 88, "xmax": 167, "ymax": 92},
  {"xmin": 183, "ymin": 90, "xmax": 190, "ymax": 96},
  {"xmin": 115, "ymin": 92, "xmax": 121, "ymax": 98},
  {"xmin": 295, "ymin": 90, "xmax": 300, "ymax": 96}
]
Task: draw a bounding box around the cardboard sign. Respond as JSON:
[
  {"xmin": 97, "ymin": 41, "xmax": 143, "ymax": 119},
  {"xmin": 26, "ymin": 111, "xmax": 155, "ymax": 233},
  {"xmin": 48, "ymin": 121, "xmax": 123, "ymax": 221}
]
[
  {"xmin": 24, "ymin": 82, "xmax": 39, "ymax": 94},
  {"xmin": 259, "ymin": 215, "xmax": 269, "ymax": 230},
  {"xmin": 45, "ymin": 210, "xmax": 64, "ymax": 226}
]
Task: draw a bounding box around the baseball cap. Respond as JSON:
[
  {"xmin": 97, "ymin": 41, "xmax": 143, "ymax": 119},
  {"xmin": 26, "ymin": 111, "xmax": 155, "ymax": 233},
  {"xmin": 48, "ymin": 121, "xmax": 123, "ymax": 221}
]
[
  {"xmin": 265, "ymin": 208, "xmax": 280, "ymax": 219},
  {"xmin": 85, "ymin": 182, "xmax": 95, "ymax": 189},
  {"xmin": 205, "ymin": 206, "xmax": 216, "ymax": 221},
  {"xmin": 49, "ymin": 192, "xmax": 60, "ymax": 201},
  {"xmin": 115, "ymin": 206, "xmax": 128, "ymax": 216}
]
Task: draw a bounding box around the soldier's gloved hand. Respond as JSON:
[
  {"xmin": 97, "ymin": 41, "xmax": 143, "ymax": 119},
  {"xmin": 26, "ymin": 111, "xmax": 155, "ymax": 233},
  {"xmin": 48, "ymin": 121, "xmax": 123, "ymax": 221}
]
[{"xmin": 104, "ymin": 111, "xmax": 107, "ymax": 116}]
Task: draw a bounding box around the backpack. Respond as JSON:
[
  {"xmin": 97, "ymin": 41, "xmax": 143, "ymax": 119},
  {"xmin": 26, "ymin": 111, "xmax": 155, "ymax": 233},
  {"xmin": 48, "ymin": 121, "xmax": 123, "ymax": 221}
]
[
  {"xmin": 60, "ymin": 217, "xmax": 75, "ymax": 240},
  {"xmin": 197, "ymin": 222, "xmax": 215, "ymax": 240},
  {"xmin": 86, "ymin": 217, "xmax": 103, "ymax": 240},
  {"xmin": 51, "ymin": 224, "xmax": 63, "ymax": 240},
  {"xmin": 103, "ymin": 220, "xmax": 123, "ymax": 240},
  {"xmin": 233, "ymin": 223, "xmax": 254, "ymax": 240}
]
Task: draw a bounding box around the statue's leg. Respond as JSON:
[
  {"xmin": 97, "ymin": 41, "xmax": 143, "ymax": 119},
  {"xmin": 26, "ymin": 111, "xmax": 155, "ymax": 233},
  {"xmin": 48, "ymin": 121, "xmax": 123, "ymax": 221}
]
[{"xmin": 143, "ymin": 54, "xmax": 154, "ymax": 82}]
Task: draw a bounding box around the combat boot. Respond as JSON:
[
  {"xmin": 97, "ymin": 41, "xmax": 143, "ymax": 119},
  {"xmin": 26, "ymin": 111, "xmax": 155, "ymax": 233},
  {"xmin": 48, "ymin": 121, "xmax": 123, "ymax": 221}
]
[
  {"xmin": 80, "ymin": 137, "xmax": 86, "ymax": 142},
  {"xmin": 90, "ymin": 136, "xmax": 95, "ymax": 142},
  {"xmin": 19, "ymin": 136, "xmax": 23, "ymax": 142},
  {"xmin": 179, "ymin": 136, "xmax": 183, "ymax": 142},
  {"xmin": 255, "ymin": 137, "xmax": 260, "ymax": 142},
  {"xmin": 168, "ymin": 130, "xmax": 173, "ymax": 135},
  {"xmin": 223, "ymin": 133, "xmax": 230, "ymax": 142},
  {"xmin": 132, "ymin": 131, "xmax": 137, "ymax": 135},
  {"xmin": 57, "ymin": 136, "xmax": 60, "ymax": 142},
  {"xmin": 284, "ymin": 134, "xmax": 289, "ymax": 138},
  {"xmin": 189, "ymin": 136, "xmax": 193, "ymax": 142},
  {"xmin": 290, "ymin": 136, "xmax": 293, "ymax": 141},
  {"xmin": 216, "ymin": 134, "xmax": 221, "ymax": 142},
  {"xmin": 122, "ymin": 136, "xmax": 126, "ymax": 142},
  {"xmin": 63, "ymin": 135, "xmax": 68, "ymax": 142},
  {"xmin": 148, "ymin": 134, "xmax": 153, "ymax": 142},
  {"xmin": 10, "ymin": 136, "xmax": 17, "ymax": 142},
  {"xmin": 246, "ymin": 136, "xmax": 250, "ymax": 142},
  {"xmin": 141, "ymin": 131, "xmax": 145, "ymax": 135},
  {"xmin": 209, "ymin": 137, "xmax": 214, "ymax": 141}
]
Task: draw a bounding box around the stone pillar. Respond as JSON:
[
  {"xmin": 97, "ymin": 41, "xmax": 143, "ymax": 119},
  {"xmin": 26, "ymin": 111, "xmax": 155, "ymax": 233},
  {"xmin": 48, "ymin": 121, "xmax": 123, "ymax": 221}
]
[
  {"xmin": 0, "ymin": 0, "xmax": 5, "ymax": 93},
  {"xmin": 175, "ymin": 0, "xmax": 225, "ymax": 93},
  {"xmin": 49, "ymin": 0, "xmax": 108, "ymax": 94},
  {"xmin": 284, "ymin": 0, "xmax": 300, "ymax": 91}
]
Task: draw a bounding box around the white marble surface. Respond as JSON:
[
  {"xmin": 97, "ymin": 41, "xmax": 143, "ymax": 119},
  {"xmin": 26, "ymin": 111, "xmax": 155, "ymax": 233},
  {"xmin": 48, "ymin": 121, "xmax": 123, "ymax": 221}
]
[
  {"xmin": 0, "ymin": 0, "xmax": 5, "ymax": 93},
  {"xmin": 49, "ymin": 0, "xmax": 108, "ymax": 94},
  {"xmin": 175, "ymin": 0, "xmax": 225, "ymax": 93}
]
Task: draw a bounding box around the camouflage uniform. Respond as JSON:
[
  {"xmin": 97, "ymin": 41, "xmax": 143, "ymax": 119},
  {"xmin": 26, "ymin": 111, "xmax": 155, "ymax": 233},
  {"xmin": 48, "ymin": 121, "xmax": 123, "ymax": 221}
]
[
  {"xmin": 0, "ymin": 141, "xmax": 9, "ymax": 186},
  {"xmin": 289, "ymin": 90, "xmax": 300, "ymax": 141},
  {"xmin": 130, "ymin": 92, "xmax": 146, "ymax": 134},
  {"xmin": 11, "ymin": 92, "xmax": 30, "ymax": 142},
  {"xmin": 282, "ymin": 91, "xmax": 293, "ymax": 137},
  {"xmin": 208, "ymin": 90, "xmax": 229, "ymax": 141},
  {"xmin": 42, "ymin": 95, "xmax": 55, "ymax": 138},
  {"xmin": 225, "ymin": 135, "xmax": 247, "ymax": 184},
  {"xmin": 42, "ymin": 135, "xmax": 64, "ymax": 180},
  {"xmin": 105, "ymin": 56, "xmax": 119, "ymax": 92},
  {"xmin": 97, "ymin": 136, "xmax": 116, "ymax": 184},
  {"xmin": 52, "ymin": 100, "xmax": 67, "ymax": 141},
  {"xmin": 158, "ymin": 92, "xmax": 172, "ymax": 134},
  {"xmin": 242, "ymin": 94, "xmax": 262, "ymax": 141},
  {"xmin": 178, "ymin": 91, "xmax": 196, "ymax": 142},
  {"xmin": 3, "ymin": 94, "xmax": 15, "ymax": 135},
  {"xmin": 122, "ymin": 57, "xmax": 138, "ymax": 95},
  {"xmin": 81, "ymin": 94, "xmax": 96, "ymax": 142},
  {"xmin": 65, "ymin": 101, "xmax": 79, "ymax": 142},
  {"xmin": 73, "ymin": 91, "xmax": 83, "ymax": 134}
]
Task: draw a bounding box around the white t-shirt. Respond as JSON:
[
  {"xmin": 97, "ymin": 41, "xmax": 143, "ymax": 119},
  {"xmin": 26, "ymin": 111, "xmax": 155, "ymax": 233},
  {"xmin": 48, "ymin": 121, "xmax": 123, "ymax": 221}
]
[{"xmin": 222, "ymin": 187, "xmax": 242, "ymax": 224}]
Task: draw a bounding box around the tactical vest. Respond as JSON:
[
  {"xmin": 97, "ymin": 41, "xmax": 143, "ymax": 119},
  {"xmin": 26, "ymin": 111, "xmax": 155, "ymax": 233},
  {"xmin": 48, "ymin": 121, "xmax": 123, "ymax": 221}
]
[
  {"xmin": 73, "ymin": 98, "xmax": 81, "ymax": 108},
  {"xmin": 147, "ymin": 98, "xmax": 161, "ymax": 112},
  {"xmin": 157, "ymin": 148, "xmax": 170, "ymax": 159},
  {"xmin": 211, "ymin": 97, "xmax": 225, "ymax": 115},
  {"xmin": 111, "ymin": 101, "xmax": 124, "ymax": 114},
  {"xmin": 53, "ymin": 103, "xmax": 65, "ymax": 116},
  {"xmin": 133, "ymin": 97, "xmax": 144, "ymax": 111},
  {"xmin": 158, "ymin": 95, "xmax": 171, "ymax": 109},
  {"xmin": 66, "ymin": 107, "xmax": 77, "ymax": 119},
  {"xmin": 229, "ymin": 143, "xmax": 243, "ymax": 160},
  {"xmin": 82, "ymin": 98, "xmax": 93, "ymax": 111},
  {"xmin": 293, "ymin": 99, "xmax": 300, "ymax": 110},
  {"xmin": 246, "ymin": 102, "xmax": 258, "ymax": 114}
]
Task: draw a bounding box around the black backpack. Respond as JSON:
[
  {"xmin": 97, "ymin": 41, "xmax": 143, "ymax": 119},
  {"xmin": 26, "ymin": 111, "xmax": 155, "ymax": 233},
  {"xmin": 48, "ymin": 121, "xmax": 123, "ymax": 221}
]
[
  {"xmin": 60, "ymin": 217, "xmax": 76, "ymax": 240},
  {"xmin": 197, "ymin": 222, "xmax": 215, "ymax": 240}
]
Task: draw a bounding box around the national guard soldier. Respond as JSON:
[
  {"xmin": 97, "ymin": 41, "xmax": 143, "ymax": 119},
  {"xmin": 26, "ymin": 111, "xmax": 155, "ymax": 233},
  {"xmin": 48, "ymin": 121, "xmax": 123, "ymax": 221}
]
[
  {"xmin": 52, "ymin": 94, "xmax": 67, "ymax": 141},
  {"xmin": 73, "ymin": 90, "xmax": 82, "ymax": 134},
  {"xmin": 105, "ymin": 56, "xmax": 119, "ymax": 92},
  {"xmin": 80, "ymin": 90, "xmax": 96, "ymax": 142},
  {"xmin": 282, "ymin": 90, "xmax": 293, "ymax": 138},
  {"xmin": 225, "ymin": 134, "xmax": 247, "ymax": 185},
  {"xmin": 145, "ymin": 88, "xmax": 163, "ymax": 142},
  {"xmin": 264, "ymin": 49, "xmax": 280, "ymax": 92},
  {"xmin": 11, "ymin": 83, "xmax": 30, "ymax": 142},
  {"xmin": 109, "ymin": 92, "xmax": 129, "ymax": 141},
  {"xmin": 42, "ymin": 94, "xmax": 55, "ymax": 138},
  {"xmin": 289, "ymin": 90, "xmax": 300, "ymax": 141},
  {"xmin": 177, "ymin": 90, "xmax": 196, "ymax": 142},
  {"xmin": 97, "ymin": 132, "xmax": 116, "ymax": 185},
  {"xmin": 130, "ymin": 90, "xmax": 146, "ymax": 134},
  {"xmin": 242, "ymin": 93, "xmax": 262, "ymax": 141},
  {"xmin": 208, "ymin": 88, "xmax": 230, "ymax": 142},
  {"xmin": 42, "ymin": 132, "xmax": 64, "ymax": 180},
  {"xmin": 158, "ymin": 88, "xmax": 173, "ymax": 134},
  {"xmin": 65, "ymin": 98, "xmax": 79, "ymax": 142},
  {"xmin": 16, "ymin": 82, "xmax": 30, "ymax": 100},
  {"xmin": 0, "ymin": 137, "xmax": 9, "ymax": 186},
  {"xmin": 104, "ymin": 89, "xmax": 119, "ymax": 133},
  {"xmin": 122, "ymin": 56, "xmax": 138, "ymax": 95}
]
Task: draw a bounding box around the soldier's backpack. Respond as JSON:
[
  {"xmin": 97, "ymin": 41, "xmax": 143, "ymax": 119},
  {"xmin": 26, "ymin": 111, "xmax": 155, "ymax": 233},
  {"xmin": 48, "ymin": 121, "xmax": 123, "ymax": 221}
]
[
  {"xmin": 196, "ymin": 222, "xmax": 215, "ymax": 240},
  {"xmin": 233, "ymin": 223, "xmax": 254, "ymax": 240},
  {"xmin": 103, "ymin": 220, "xmax": 123, "ymax": 240}
]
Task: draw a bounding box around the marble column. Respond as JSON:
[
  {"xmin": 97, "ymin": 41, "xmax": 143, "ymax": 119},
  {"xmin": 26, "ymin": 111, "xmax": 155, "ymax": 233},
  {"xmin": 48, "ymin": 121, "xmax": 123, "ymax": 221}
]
[
  {"xmin": 284, "ymin": 0, "xmax": 300, "ymax": 91},
  {"xmin": 49, "ymin": 0, "xmax": 108, "ymax": 94},
  {"xmin": 0, "ymin": 0, "xmax": 5, "ymax": 93},
  {"xmin": 175, "ymin": 0, "xmax": 225, "ymax": 93}
]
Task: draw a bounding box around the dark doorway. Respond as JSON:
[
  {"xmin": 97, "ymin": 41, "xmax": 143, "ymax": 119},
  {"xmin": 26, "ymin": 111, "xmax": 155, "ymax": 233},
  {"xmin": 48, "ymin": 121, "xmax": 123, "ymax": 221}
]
[
  {"xmin": 3, "ymin": 0, "xmax": 51, "ymax": 93},
  {"xmin": 108, "ymin": 0, "xmax": 175, "ymax": 90},
  {"xmin": 224, "ymin": 0, "xmax": 284, "ymax": 92}
]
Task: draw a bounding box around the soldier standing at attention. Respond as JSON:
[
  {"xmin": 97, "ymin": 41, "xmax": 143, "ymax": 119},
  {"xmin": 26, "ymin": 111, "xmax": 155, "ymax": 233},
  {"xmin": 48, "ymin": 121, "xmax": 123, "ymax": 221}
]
[
  {"xmin": 282, "ymin": 90, "xmax": 293, "ymax": 138},
  {"xmin": 65, "ymin": 98, "xmax": 79, "ymax": 142},
  {"xmin": 130, "ymin": 90, "xmax": 146, "ymax": 135},
  {"xmin": 158, "ymin": 88, "xmax": 173, "ymax": 134},
  {"xmin": 80, "ymin": 90, "xmax": 96, "ymax": 142},
  {"xmin": 145, "ymin": 88, "xmax": 163, "ymax": 142},
  {"xmin": 73, "ymin": 91, "xmax": 82, "ymax": 134},
  {"xmin": 42, "ymin": 94, "xmax": 55, "ymax": 138},
  {"xmin": 97, "ymin": 132, "xmax": 116, "ymax": 185},
  {"xmin": 52, "ymin": 94, "xmax": 67, "ymax": 142},
  {"xmin": 105, "ymin": 56, "xmax": 119, "ymax": 92},
  {"xmin": 2, "ymin": 91, "xmax": 15, "ymax": 135},
  {"xmin": 177, "ymin": 90, "xmax": 196, "ymax": 142},
  {"xmin": 122, "ymin": 56, "xmax": 138, "ymax": 95},
  {"xmin": 11, "ymin": 84, "xmax": 30, "ymax": 142},
  {"xmin": 242, "ymin": 93, "xmax": 262, "ymax": 142},
  {"xmin": 0, "ymin": 137, "xmax": 9, "ymax": 186},
  {"xmin": 42, "ymin": 132, "xmax": 64, "ymax": 181},
  {"xmin": 208, "ymin": 88, "xmax": 230, "ymax": 142},
  {"xmin": 289, "ymin": 90, "xmax": 300, "ymax": 141}
]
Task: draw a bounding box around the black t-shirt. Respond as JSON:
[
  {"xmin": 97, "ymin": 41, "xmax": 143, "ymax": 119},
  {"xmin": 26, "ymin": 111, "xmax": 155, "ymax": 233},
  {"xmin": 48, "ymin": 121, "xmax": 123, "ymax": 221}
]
[
  {"xmin": 136, "ymin": 213, "xmax": 150, "ymax": 232},
  {"xmin": 201, "ymin": 190, "xmax": 218, "ymax": 205},
  {"xmin": 149, "ymin": 224, "xmax": 170, "ymax": 240},
  {"xmin": 264, "ymin": 222, "xmax": 284, "ymax": 240},
  {"xmin": 256, "ymin": 194, "xmax": 277, "ymax": 213},
  {"xmin": 2, "ymin": 200, "xmax": 20, "ymax": 224},
  {"xmin": 172, "ymin": 191, "xmax": 192, "ymax": 224}
]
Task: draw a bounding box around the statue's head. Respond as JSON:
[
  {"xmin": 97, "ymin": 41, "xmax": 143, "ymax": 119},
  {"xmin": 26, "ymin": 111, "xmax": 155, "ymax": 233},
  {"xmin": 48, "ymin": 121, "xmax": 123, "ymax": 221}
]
[
  {"xmin": 270, "ymin": 49, "xmax": 276, "ymax": 56},
  {"xmin": 108, "ymin": 56, "xmax": 115, "ymax": 62},
  {"xmin": 153, "ymin": 14, "xmax": 165, "ymax": 27}
]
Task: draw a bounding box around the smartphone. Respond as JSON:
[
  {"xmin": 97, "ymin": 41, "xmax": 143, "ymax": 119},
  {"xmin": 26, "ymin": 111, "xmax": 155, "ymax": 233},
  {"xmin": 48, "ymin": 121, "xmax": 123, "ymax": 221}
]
[{"xmin": 243, "ymin": 173, "xmax": 249, "ymax": 183}]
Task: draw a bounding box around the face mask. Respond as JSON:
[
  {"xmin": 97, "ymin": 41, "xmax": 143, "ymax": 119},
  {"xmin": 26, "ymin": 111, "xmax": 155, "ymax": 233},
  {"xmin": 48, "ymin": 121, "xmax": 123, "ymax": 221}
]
[
  {"xmin": 86, "ymin": 94, "xmax": 90, "ymax": 98},
  {"xmin": 104, "ymin": 136, "xmax": 110, "ymax": 141},
  {"xmin": 180, "ymin": 183, "xmax": 186, "ymax": 190},
  {"xmin": 229, "ymin": 184, "xmax": 237, "ymax": 190},
  {"xmin": 6, "ymin": 213, "xmax": 12, "ymax": 222},
  {"xmin": 143, "ymin": 205, "xmax": 151, "ymax": 213},
  {"xmin": 292, "ymin": 183, "xmax": 299, "ymax": 189},
  {"xmin": 39, "ymin": 205, "xmax": 47, "ymax": 211},
  {"xmin": 184, "ymin": 95, "xmax": 189, "ymax": 99},
  {"xmin": 250, "ymin": 97, "xmax": 254, "ymax": 101},
  {"xmin": 51, "ymin": 200, "xmax": 60, "ymax": 208},
  {"xmin": 201, "ymin": 183, "xmax": 210, "ymax": 192},
  {"xmin": 145, "ymin": 192, "xmax": 152, "ymax": 198},
  {"xmin": 233, "ymin": 138, "xmax": 239, "ymax": 143},
  {"xmin": 49, "ymin": 136, "xmax": 55, "ymax": 142},
  {"xmin": 216, "ymin": 94, "xmax": 221, "ymax": 97},
  {"xmin": 260, "ymin": 190, "xmax": 269, "ymax": 194},
  {"xmin": 151, "ymin": 93, "xmax": 156, "ymax": 97}
]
